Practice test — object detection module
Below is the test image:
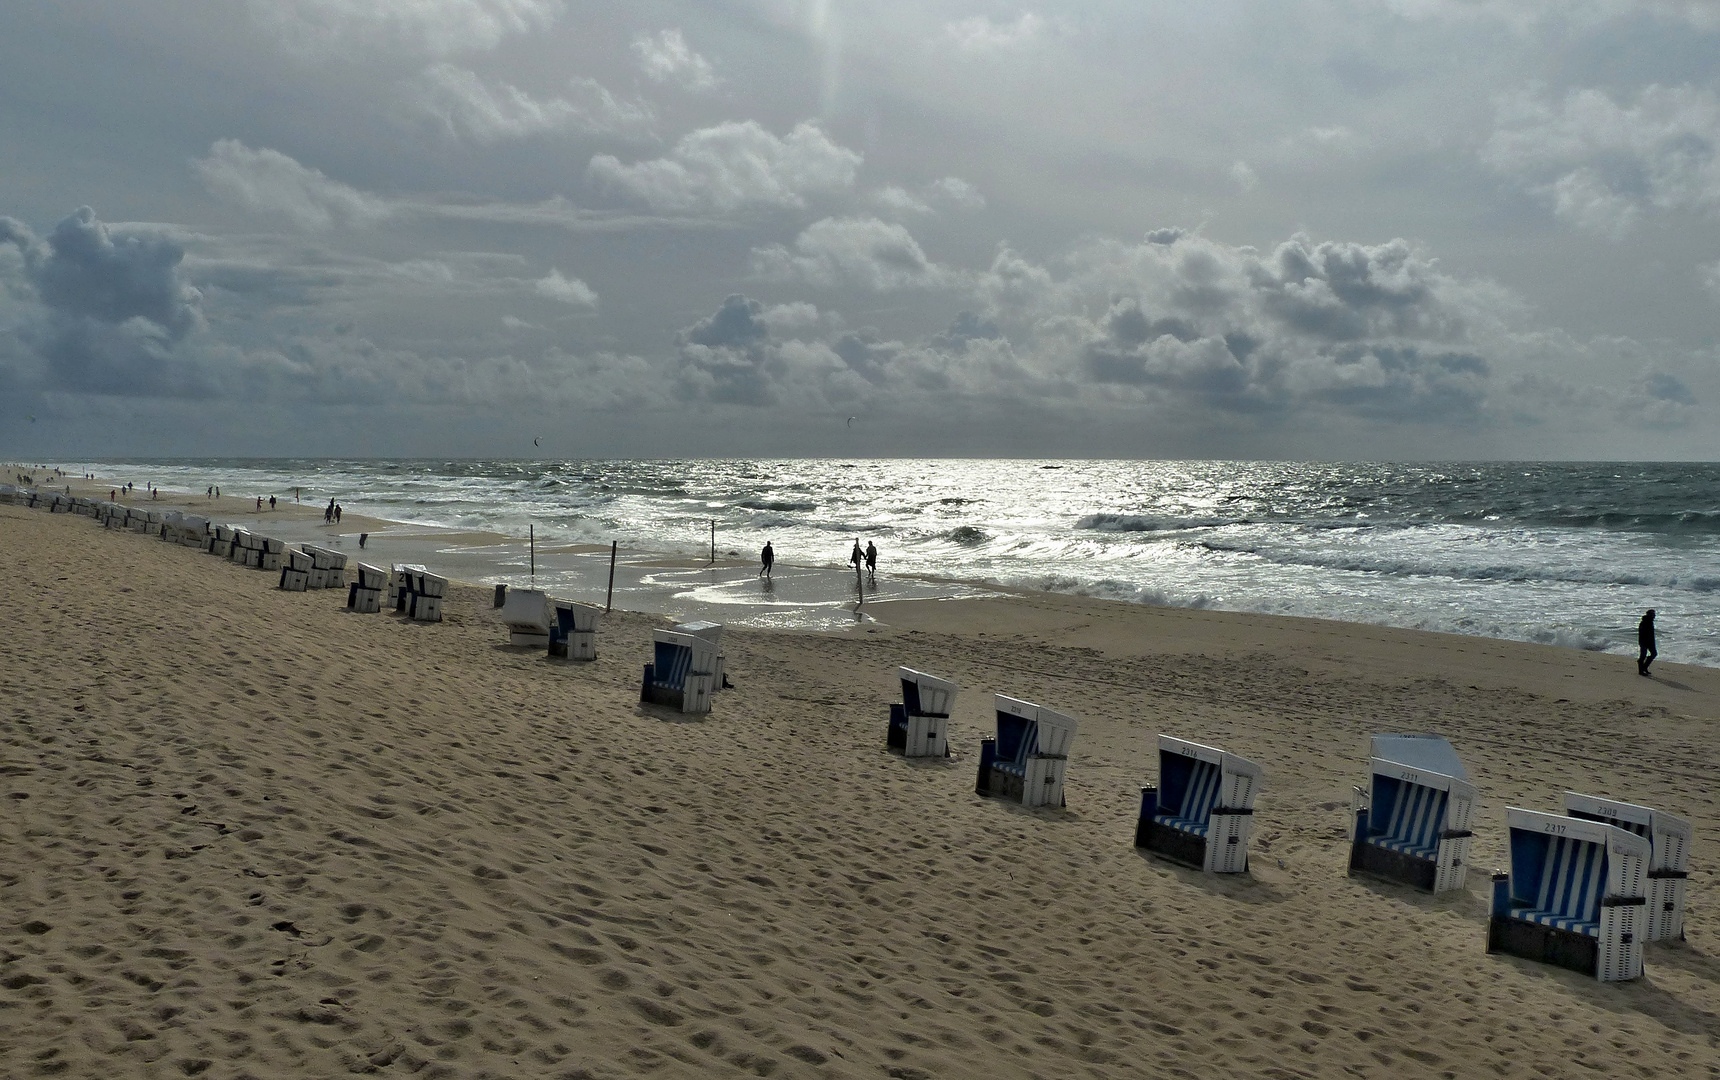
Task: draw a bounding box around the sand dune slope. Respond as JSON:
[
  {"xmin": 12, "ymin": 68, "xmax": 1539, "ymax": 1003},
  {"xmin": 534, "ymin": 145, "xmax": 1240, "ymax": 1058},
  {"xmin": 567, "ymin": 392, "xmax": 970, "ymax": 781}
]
[{"xmin": 2, "ymin": 505, "xmax": 1718, "ymax": 1079}]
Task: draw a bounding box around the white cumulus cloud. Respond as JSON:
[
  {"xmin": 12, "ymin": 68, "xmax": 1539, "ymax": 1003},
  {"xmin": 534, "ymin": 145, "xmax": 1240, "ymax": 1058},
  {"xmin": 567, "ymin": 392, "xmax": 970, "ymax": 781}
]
[
  {"xmin": 194, "ymin": 140, "xmax": 392, "ymax": 231},
  {"xmin": 1483, "ymin": 84, "xmax": 1720, "ymax": 237},
  {"xmin": 751, "ymin": 217, "xmax": 961, "ymax": 291},
  {"xmin": 534, "ymin": 268, "xmax": 597, "ymax": 308},
  {"xmin": 873, "ymin": 177, "xmax": 986, "ymax": 216},
  {"xmin": 588, "ymin": 121, "xmax": 861, "ymax": 213},
  {"xmin": 632, "ymin": 29, "xmax": 717, "ymax": 92}
]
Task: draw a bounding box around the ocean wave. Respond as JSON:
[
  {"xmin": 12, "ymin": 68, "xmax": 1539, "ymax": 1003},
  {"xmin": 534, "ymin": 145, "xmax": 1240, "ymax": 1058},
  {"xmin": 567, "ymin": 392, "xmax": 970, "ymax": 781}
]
[
  {"xmin": 1076, "ymin": 512, "xmax": 1230, "ymax": 533},
  {"xmin": 738, "ymin": 499, "xmax": 818, "ymax": 512},
  {"xmin": 947, "ymin": 525, "xmax": 989, "ymax": 544}
]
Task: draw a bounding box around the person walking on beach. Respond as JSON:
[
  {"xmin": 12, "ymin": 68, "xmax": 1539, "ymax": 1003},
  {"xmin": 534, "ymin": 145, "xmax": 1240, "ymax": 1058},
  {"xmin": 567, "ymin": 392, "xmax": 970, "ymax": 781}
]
[
  {"xmin": 759, "ymin": 541, "xmax": 774, "ymax": 578},
  {"xmin": 334, "ymin": 504, "xmax": 342, "ymax": 524},
  {"xmin": 269, "ymin": 495, "xmax": 276, "ymax": 511},
  {"xmin": 324, "ymin": 498, "xmax": 335, "ymax": 524},
  {"xmin": 849, "ymin": 539, "xmax": 863, "ymax": 572},
  {"xmin": 207, "ymin": 486, "xmax": 213, "ymax": 500},
  {"xmin": 1639, "ymin": 609, "xmax": 1658, "ymax": 676},
  {"xmin": 865, "ymin": 540, "xmax": 877, "ymax": 583}
]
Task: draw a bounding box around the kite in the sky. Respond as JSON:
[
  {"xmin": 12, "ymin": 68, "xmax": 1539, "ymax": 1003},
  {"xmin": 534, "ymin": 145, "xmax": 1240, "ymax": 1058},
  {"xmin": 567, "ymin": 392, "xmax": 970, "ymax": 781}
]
[{"xmin": 846, "ymin": 416, "xmax": 856, "ymax": 427}]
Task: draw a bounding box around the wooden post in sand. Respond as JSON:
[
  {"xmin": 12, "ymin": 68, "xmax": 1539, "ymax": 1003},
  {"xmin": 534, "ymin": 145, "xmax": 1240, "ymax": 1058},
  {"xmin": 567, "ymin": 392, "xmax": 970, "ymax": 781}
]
[
  {"xmin": 856, "ymin": 561, "xmax": 864, "ymax": 607},
  {"xmin": 606, "ymin": 540, "xmax": 617, "ymax": 612},
  {"xmin": 709, "ymin": 520, "xmax": 715, "ymax": 564},
  {"xmin": 529, "ymin": 524, "xmax": 535, "ymax": 579}
]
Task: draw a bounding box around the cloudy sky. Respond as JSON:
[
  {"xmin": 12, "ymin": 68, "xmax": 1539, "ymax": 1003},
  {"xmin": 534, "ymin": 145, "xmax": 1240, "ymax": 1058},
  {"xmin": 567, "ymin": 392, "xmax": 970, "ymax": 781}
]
[{"xmin": 2, "ymin": 0, "xmax": 1718, "ymax": 459}]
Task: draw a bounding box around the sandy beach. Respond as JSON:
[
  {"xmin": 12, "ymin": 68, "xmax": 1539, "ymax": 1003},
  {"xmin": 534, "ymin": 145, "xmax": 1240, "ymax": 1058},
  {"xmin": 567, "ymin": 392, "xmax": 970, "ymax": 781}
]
[{"xmin": 3, "ymin": 496, "xmax": 1719, "ymax": 1079}]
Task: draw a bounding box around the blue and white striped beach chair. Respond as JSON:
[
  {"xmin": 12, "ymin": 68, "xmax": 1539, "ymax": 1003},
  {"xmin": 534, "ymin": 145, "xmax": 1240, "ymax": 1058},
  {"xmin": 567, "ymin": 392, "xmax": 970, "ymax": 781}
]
[
  {"xmin": 1136, "ymin": 735, "xmax": 1264, "ymax": 873},
  {"xmin": 1488, "ymin": 808, "xmax": 1650, "ymax": 981},
  {"xmin": 975, "ymin": 695, "xmax": 1078, "ymax": 808},
  {"xmin": 887, "ymin": 667, "xmax": 958, "ymax": 758},
  {"xmin": 1348, "ymin": 734, "xmax": 1476, "ymax": 893},
  {"xmin": 673, "ymin": 622, "xmax": 726, "ymax": 690},
  {"xmin": 640, "ymin": 629, "xmax": 716, "ymax": 714},
  {"xmin": 1566, "ymin": 792, "xmax": 1692, "ymax": 943}
]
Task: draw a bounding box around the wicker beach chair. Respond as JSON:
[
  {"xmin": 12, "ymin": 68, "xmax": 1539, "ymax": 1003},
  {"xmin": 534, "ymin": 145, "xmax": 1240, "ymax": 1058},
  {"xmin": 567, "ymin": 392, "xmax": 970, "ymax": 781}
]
[
  {"xmin": 1488, "ymin": 808, "xmax": 1650, "ymax": 981},
  {"xmin": 500, "ymin": 588, "xmax": 552, "ymax": 647},
  {"xmin": 976, "ymin": 695, "xmax": 1079, "ymax": 808},
  {"xmin": 673, "ymin": 621, "xmax": 726, "ymax": 689},
  {"xmin": 887, "ymin": 667, "xmax": 957, "ymax": 758},
  {"xmin": 1565, "ymin": 792, "xmax": 1692, "ymax": 942},
  {"xmin": 347, "ymin": 563, "xmax": 387, "ymax": 613},
  {"xmin": 640, "ymin": 629, "xmax": 716, "ymax": 714},
  {"xmin": 279, "ymin": 548, "xmax": 314, "ymax": 591},
  {"xmin": 1348, "ymin": 734, "xmax": 1476, "ymax": 893},
  {"xmin": 549, "ymin": 599, "xmax": 601, "ymax": 660},
  {"xmin": 1136, "ymin": 735, "xmax": 1264, "ymax": 873}
]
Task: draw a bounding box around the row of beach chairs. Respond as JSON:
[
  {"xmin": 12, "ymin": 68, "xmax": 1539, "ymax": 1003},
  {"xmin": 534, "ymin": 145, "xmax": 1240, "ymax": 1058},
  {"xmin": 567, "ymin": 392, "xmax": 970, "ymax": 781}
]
[
  {"xmin": 889, "ymin": 669, "xmax": 1691, "ymax": 983},
  {"xmin": 1, "ymin": 485, "xmax": 445, "ymax": 623}
]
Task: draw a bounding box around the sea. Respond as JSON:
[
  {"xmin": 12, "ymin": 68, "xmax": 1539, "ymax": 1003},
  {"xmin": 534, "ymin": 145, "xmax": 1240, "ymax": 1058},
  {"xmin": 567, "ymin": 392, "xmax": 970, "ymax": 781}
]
[{"xmin": 54, "ymin": 458, "xmax": 1720, "ymax": 668}]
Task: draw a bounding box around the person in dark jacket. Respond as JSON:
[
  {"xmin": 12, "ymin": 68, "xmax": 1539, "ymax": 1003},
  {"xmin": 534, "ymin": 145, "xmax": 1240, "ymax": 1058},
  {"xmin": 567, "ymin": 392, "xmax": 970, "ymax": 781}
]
[{"xmin": 1638, "ymin": 609, "xmax": 1657, "ymax": 676}]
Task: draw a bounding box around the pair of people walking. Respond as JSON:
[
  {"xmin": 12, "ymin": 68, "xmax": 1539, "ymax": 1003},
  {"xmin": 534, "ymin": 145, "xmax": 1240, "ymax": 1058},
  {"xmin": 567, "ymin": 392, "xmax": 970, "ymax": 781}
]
[{"xmin": 849, "ymin": 539, "xmax": 878, "ymax": 582}]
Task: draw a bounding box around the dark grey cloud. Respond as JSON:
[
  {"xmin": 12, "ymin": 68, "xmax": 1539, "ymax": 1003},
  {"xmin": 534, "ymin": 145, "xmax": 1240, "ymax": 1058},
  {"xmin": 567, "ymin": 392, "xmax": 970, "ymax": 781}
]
[{"xmin": 0, "ymin": 207, "xmax": 206, "ymax": 395}]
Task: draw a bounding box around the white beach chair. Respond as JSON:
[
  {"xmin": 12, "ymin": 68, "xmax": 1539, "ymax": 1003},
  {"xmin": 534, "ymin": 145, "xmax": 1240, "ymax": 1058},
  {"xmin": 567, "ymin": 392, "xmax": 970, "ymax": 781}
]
[
  {"xmin": 347, "ymin": 563, "xmax": 387, "ymax": 613},
  {"xmin": 976, "ymin": 695, "xmax": 1079, "ymax": 809},
  {"xmin": 549, "ymin": 599, "xmax": 601, "ymax": 660},
  {"xmin": 501, "ymin": 588, "xmax": 552, "ymax": 647},
  {"xmin": 1565, "ymin": 792, "xmax": 1692, "ymax": 942},
  {"xmin": 1488, "ymin": 808, "xmax": 1650, "ymax": 981},
  {"xmin": 1348, "ymin": 734, "xmax": 1477, "ymax": 893},
  {"xmin": 206, "ymin": 524, "xmax": 236, "ymax": 557},
  {"xmin": 258, "ymin": 536, "xmax": 285, "ymax": 572},
  {"xmin": 1136, "ymin": 735, "xmax": 1264, "ymax": 873},
  {"xmin": 640, "ymin": 629, "xmax": 716, "ymax": 714},
  {"xmin": 673, "ymin": 621, "xmax": 726, "ymax": 688},
  {"xmin": 887, "ymin": 667, "xmax": 958, "ymax": 758},
  {"xmin": 279, "ymin": 548, "xmax": 314, "ymax": 591},
  {"xmin": 388, "ymin": 564, "xmax": 416, "ymax": 611},
  {"xmin": 410, "ymin": 571, "xmax": 447, "ymax": 621},
  {"xmin": 300, "ymin": 545, "xmax": 347, "ymax": 589}
]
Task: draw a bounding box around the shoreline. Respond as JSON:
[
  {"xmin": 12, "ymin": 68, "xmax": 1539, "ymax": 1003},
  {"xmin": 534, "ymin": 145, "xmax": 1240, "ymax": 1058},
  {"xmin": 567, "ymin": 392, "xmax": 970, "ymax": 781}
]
[{"xmin": 13, "ymin": 466, "xmax": 1709, "ymax": 673}]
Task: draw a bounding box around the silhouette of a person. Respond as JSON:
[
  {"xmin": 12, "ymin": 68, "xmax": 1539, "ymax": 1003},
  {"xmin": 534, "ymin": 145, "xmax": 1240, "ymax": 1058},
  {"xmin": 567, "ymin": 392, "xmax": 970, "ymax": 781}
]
[
  {"xmin": 865, "ymin": 541, "xmax": 877, "ymax": 582},
  {"xmin": 1638, "ymin": 609, "xmax": 1657, "ymax": 676},
  {"xmin": 759, "ymin": 541, "xmax": 774, "ymax": 578},
  {"xmin": 849, "ymin": 540, "xmax": 863, "ymax": 571}
]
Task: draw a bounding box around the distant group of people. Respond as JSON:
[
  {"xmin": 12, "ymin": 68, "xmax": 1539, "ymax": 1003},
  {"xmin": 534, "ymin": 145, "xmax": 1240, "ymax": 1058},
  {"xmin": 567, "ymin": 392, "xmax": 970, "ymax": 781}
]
[{"xmin": 324, "ymin": 498, "xmax": 342, "ymax": 524}]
